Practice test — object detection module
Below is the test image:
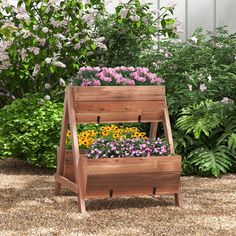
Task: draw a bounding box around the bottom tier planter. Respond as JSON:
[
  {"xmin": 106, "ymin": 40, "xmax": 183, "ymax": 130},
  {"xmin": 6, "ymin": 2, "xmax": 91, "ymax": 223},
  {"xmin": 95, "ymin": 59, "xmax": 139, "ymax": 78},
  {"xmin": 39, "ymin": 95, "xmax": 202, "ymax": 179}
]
[{"xmin": 61, "ymin": 149, "xmax": 182, "ymax": 206}]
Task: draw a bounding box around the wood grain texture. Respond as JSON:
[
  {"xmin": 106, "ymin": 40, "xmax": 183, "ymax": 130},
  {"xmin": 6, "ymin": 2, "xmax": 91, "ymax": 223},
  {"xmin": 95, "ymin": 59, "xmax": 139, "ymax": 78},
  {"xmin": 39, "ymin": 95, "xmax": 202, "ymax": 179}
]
[
  {"xmin": 55, "ymin": 85, "xmax": 183, "ymax": 211},
  {"xmin": 73, "ymin": 86, "xmax": 165, "ymax": 102}
]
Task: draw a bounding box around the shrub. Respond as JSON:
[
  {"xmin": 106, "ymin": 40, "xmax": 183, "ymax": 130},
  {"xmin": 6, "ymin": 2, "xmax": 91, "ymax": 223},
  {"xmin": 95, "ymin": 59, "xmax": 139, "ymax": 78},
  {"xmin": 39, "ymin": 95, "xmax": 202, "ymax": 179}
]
[
  {"xmin": 95, "ymin": 0, "xmax": 178, "ymax": 67},
  {"xmin": 0, "ymin": 94, "xmax": 63, "ymax": 167},
  {"xmin": 176, "ymin": 100, "xmax": 236, "ymax": 177},
  {"xmin": 0, "ymin": 0, "xmax": 176, "ymax": 107}
]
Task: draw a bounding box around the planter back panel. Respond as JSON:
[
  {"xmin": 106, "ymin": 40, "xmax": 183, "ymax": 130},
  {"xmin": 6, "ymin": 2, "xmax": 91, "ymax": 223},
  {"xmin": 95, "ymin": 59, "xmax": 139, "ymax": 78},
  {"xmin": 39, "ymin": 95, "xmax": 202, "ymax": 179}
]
[
  {"xmin": 73, "ymin": 86, "xmax": 165, "ymax": 124},
  {"xmin": 55, "ymin": 85, "xmax": 183, "ymax": 213}
]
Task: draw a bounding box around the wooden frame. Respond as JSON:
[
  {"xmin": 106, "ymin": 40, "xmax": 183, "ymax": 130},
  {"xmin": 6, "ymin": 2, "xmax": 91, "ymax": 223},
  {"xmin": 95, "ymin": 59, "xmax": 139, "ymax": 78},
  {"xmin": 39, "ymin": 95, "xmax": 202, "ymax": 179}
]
[{"xmin": 55, "ymin": 86, "xmax": 183, "ymax": 213}]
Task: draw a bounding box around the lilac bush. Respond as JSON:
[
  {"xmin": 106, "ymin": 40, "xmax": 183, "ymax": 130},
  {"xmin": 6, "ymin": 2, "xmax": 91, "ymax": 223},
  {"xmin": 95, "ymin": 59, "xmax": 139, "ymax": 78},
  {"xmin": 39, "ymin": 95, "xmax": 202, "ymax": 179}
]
[
  {"xmin": 87, "ymin": 138, "xmax": 170, "ymax": 159},
  {"xmin": 73, "ymin": 66, "xmax": 164, "ymax": 86}
]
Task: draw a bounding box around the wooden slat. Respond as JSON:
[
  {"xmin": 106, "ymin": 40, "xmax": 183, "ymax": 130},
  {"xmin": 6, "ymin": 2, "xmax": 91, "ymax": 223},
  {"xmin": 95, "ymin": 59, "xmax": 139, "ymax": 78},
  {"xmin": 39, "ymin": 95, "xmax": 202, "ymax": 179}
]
[
  {"xmin": 86, "ymin": 172, "xmax": 180, "ymax": 196},
  {"xmin": 74, "ymin": 101, "xmax": 165, "ymax": 113},
  {"xmin": 75, "ymin": 111, "xmax": 164, "ymax": 123},
  {"xmin": 54, "ymin": 174, "xmax": 78, "ymax": 193},
  {"xmin": 73, "ymin": 86, "xmax": 165, "ymax": 102},
  {"xmin": 87, "ymin": 156, "xmax": 181, "ymax": 175}
]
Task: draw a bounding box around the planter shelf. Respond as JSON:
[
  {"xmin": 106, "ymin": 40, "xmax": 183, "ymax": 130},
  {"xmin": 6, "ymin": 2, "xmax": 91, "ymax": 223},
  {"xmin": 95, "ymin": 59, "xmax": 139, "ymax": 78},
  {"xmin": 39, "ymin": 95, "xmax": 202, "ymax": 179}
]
[{"xmin": 55, "ymin": 86, "xmax": 183, "ymax": 213}]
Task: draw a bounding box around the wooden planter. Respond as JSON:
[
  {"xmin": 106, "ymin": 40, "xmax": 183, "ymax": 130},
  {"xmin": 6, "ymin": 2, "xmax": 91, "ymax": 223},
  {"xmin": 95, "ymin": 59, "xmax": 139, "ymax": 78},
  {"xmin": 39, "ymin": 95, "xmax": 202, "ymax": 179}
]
[
  {"xmin": 61, "ymin": 150, "xmax": 182, "ymax": 199},
  {"xmin": 54, "ymin": 86, "xmax": 183, "ymax": 213}
]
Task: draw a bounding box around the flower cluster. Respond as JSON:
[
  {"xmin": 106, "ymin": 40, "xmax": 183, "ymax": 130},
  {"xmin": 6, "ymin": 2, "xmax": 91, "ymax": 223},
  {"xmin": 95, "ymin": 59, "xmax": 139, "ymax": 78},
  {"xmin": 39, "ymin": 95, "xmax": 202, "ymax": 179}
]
[
  {"xmin": 74, "ymin": 67, "xmax": 164, "ymax": 86},
  {"xmin": 66, "ymin": 125, "xmax": 147, "ymax": 149},
  {"xmin": 87, "ymin": 138, "xmax": 170, "ymax": 159}
]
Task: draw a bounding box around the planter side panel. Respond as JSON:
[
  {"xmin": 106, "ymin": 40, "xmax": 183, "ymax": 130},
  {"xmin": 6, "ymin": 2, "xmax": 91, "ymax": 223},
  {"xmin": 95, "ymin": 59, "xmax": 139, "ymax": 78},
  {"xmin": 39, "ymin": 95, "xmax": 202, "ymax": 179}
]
[{"xmin": 86, "ymin": 172, "xmax": 181, "ymax": 198}]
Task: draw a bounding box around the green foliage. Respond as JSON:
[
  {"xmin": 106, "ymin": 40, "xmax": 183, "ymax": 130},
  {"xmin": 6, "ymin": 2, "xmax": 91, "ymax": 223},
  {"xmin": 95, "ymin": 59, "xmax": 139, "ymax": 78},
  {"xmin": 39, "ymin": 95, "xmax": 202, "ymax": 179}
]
[
  {"xmin": 176, "ymin": 100, "xmax": 223, "ymax": 139},
  {"xmin": 0, "ymin": 0, "xmax": 176, "ymax": 107},
  {"xmin": 175, "ymin": 101, "xmax": 236, "ymax": 177},
  {"xmin": 189, "ymin": 144, "xmax": 233, "ymax": 177},
  {"xmin": 0, "ymin": 0, "xmax": 106, "ymax": 106},
  {"xmin": 94, "ymin": 0, "xmax": 177, "ymax": 67},
  {"xmin": 139, "ymin": 28, "xmax": 236, "ymax": 116},
  {"xmin": 0, "ymin": 94, "xmax": 63, "ymax": 167}
]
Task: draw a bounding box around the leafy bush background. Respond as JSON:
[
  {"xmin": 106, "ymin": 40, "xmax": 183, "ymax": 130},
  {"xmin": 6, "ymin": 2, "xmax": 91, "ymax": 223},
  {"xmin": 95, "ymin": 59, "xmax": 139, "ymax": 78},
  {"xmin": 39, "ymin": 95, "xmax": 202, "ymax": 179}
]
[
  {"xmin": 0, "ymin": 94, "xmax": 63, "ymax": 168},
  {"xmin": 0, "ymin": 0, "xmax": 235, "ymax": 176}
]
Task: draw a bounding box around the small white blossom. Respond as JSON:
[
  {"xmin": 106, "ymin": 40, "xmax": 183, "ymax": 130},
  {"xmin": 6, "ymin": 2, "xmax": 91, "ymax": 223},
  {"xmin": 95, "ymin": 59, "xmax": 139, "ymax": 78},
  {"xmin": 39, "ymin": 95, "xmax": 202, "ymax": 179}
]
[
  {"xmin": 15, "ymin": 7, "xmax": 30, "ymax": 21},
  {"xmin": 59, "ymin": 78, "xmax": 66, "ymax": 86},
  {"xmin": 130, "ymin": 15, "xmax": 140, "ymax": 22},
  {"xmin": 74, "ymin": 42, "xmax": 81, "ymax": 50},
  {"xmin": 32, "ymin": 64, "xmax": 40, "ymax": 76},
  {"xmin": 119, "ymin": 8, "xmax": 129, "ymax": 19},
  {"xmin": 190, "ymin": 36, "xmax": 198, "ymax": 44},
  {"xmin": 27, "ymin": 47, "xmax": 40, "ymax": 55},
  {"xmin": 207, "ymin": 75, "xmax": 212, "ymax": 82},
  {"xmin": 45, "ymin": 58, "xmax": 52, "ymax": 64},
  {"xmin": 44, "ymin": 95, "xmax": 51, "ymax": 101},
  {"xmin": 188, "ymin": 84, "xmax": 192, "ymax": 91},
  {"xmin": 82, "ymin": 14, "xmax": 94, "ymax": 26},
  {"xmin": 2, "ymin": 21, "xmax": 15, "ymax": 29},
  {"xmin": 33, "ymin": 25, "xmax": 38, "ymax": 31},
  {"xmin": 164, "ymin": 52, "xmax": 172, "ymax": 58},
  {"xmin": 221, "ymin": 97, "xmax": 234, "ymax": 104},
  {"xmin": 52, "ymin": 60, "xmax": 66, "ymax": 68},
  {"xmin": 45, "ymin": 83, "xmax": 51, "ymax": 89},
  {"xmin": 96, "ymin": 42, "xmax": 107, "ymax": 51},
  {"xmin": 55, "ymin": 33, "xmax": 67, "ymax": 40},
  {"xmin": 42, "ymin": 27, "xmax": 49, "ymax": 33},
  {"xmin": 199, "ymin": 83, "xmax": 207, "ymax": 92},
  {"xmin": 20, "ymin": 48, "xmax": 27, "ymax": 60}
]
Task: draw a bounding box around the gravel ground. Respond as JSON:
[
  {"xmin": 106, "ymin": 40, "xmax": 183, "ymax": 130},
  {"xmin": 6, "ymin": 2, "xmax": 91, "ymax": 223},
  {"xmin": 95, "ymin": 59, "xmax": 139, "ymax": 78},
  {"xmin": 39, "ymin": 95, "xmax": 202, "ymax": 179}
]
[{"xmin": 0, "ymin": 158, "xmax": 236, "ymax": 236}]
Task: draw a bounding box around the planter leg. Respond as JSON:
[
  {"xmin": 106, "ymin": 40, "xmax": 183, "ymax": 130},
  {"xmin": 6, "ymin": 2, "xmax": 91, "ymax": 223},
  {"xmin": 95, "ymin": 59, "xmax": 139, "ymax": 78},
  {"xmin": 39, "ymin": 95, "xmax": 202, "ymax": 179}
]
[
  {"xmin": 174, "ymin": 191, "xmax": 183, "ymax": 208},
  {"xmin": 55, "ymin": 182, "xmax": 61, "ymax": 195},
  {"xmin": 77, "ymin": 194, "xmax": 86, "ymax": 214}
]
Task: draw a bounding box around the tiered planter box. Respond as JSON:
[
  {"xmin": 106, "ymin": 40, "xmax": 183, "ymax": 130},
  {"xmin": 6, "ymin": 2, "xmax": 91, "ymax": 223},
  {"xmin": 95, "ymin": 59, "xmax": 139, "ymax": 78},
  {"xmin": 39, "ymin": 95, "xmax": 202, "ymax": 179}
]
[{"xmin": 54, "ymin": 86, "xmax": 183, "ymax": 213}]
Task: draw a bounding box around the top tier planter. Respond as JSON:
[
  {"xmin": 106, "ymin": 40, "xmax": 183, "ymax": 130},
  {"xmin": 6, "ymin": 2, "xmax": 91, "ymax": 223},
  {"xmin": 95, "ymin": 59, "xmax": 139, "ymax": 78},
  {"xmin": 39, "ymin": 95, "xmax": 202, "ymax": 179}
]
[{"xmin": 54, "ymin": 85, "xmax": 183, "ymax": 213}]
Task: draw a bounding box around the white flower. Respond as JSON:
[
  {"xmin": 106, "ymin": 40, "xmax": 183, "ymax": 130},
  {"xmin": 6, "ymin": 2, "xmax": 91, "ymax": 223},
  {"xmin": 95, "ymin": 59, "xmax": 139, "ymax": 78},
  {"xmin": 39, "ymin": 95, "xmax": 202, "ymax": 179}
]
[
  {"xmin": 38, "ymin": 38, "xmax": 46, "ymax": 47},
  {"xmin": 59, "ymin": 78, "xmax": 66, "ymax": 86},
  {"xmin": 20, "ymin": 48, "xmax": 27, "ymax": 60},
  {"xmin": 15, "ymin": 7, "xmax": 30, "ymax": 21},
  {"xmin": 96, "ymin": 37, "xmax": 105, "ymax": 43},
  {"xmin": 190, "ymin": 36, "xmax": 198, "ymax": 44},
  {"xmin": 52, "ymin": 60, "xmax": 66, "ymax": 68},
  {"xmin": 33, "ymin": 25, "xmax": 38, "ymax": 31},
  {"xmin": 130, "ymin": 15, "xmax": 140, "ymax": 22},
  {"xmin": 188, "ymin": 84, "xmax": 192, "ymax": 91},
  {"xmin": 42, "ymin": 27, "xmax": 49, "ymax": 33},
  {"xmin": 44, "ymin": 95, "xmax": 51, "ymax": 101},
  {"xmin": 74, "ymin": 42, "xmax": 81, "ymax": 50},
  {"xmin": 32, "ymin": 64, "xmax": 40, "ymax": 76},
  {"xmin": 82, "ymin": 14, "xmax": 94, "ymax": 25},
  {"xmin": 50, "ymin": 17, "xmax": 59, "ymax": 28},
  {"xmin": 55, "ymin": 33, "xmax": 67, "ymax": 40},
  {"xmin": 221, "ymin": 97, "xmax": 234, "ymax": 104},
  {"xmin": 45, "ymin": 83, "xmax": 51, "ymax": 89},
  {"xmin": 45, "ymin": 58, "xmax": 52, "ymax": 64},
  {"xmin": 96, "ymin": 42, "xmax": 107, "ymax": 51},
  {"xmin": 2, "ymin": 21, "xmax": 15, "ymax": 29},
  {"xmin": 164, "ymin": 52, "xmax": 172, "ymax": 58},
  {"xmin": 27, "ymin": 47, "xmax": 40, "ymax": 55},
  {"xmin": 207, "ymin": 75, "xmax": 212, "ymax": 82},
  {"xmin": 119, "ymin": 9, "xmax": 128, "ymax": 19},
  {"xmin": 199, "ymin": 84, "xmax": 207, "ymax": 92}
]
